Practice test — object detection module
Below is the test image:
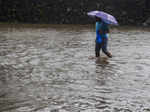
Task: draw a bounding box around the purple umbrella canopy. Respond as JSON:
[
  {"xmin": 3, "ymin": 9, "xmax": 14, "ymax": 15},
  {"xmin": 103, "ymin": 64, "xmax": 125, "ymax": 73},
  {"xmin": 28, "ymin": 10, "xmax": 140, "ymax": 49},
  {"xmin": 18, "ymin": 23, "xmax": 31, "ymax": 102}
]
[{"xmin": 87, "ymin": 10, "xmax": 118, "ymax": 25}]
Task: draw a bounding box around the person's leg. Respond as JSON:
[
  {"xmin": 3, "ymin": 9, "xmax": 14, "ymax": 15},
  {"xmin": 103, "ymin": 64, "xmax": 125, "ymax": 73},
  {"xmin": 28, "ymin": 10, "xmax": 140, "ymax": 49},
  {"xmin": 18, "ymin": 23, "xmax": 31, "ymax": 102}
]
[
  {"xmin": 95, "ymin": 42, "xmax": 101, "ymax": 57},
  {"xmin": 102, "ymin": 38, "xmax": 112, "ymax": 58}
]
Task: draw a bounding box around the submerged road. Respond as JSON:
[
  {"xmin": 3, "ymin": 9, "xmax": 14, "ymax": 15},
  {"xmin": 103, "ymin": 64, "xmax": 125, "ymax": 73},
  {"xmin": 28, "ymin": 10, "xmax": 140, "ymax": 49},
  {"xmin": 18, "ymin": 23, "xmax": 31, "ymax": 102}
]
[{"xmin": 0, "ymin": 24, "xmax": 150, "ymax": 112}]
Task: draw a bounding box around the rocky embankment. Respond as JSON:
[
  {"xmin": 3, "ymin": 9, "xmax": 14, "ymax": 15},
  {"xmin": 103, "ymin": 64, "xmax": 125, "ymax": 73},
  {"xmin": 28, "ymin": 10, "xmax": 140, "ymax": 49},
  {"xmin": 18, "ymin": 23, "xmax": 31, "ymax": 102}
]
[{"xmin": 0, "ymin": 0, "xmax": 150, "ymax": 25}]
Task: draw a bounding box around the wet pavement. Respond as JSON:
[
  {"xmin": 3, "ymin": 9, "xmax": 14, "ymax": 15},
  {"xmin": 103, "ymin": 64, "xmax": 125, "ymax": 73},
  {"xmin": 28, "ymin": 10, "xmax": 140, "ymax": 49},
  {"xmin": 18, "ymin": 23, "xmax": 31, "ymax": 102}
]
[{"xmin": 0, "ymin": 24, "xmax": 150, "ymax": 112}]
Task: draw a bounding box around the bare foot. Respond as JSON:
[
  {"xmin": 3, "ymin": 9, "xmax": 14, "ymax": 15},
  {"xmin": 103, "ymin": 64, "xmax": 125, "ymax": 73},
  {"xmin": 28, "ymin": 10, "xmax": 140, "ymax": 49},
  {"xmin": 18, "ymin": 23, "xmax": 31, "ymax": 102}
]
[
  {"xmin": 107, "ymin": 52, "xmax": 112, "ymax": 58},
  {"xmin": 88, "ymin": 56, "xmax": 97, "ymax": 60}
]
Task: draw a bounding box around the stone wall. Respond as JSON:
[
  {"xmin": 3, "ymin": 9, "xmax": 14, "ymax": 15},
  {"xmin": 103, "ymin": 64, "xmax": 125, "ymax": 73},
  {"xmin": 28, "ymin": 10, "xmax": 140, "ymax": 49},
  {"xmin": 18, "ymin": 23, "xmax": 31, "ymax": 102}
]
[{"xmin": 0, "ymin": 0, "xmax": 149, "ymax": 25}]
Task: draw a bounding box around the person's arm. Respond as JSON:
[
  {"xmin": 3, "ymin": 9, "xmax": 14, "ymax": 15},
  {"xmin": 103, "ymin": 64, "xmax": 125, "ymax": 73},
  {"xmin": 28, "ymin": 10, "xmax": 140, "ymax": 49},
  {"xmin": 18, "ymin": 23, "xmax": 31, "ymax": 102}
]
[
  {"xmin": 99, "ymin": 29, "xmax": 103, "ymax": 34},
  {"xmin": 100, "ymin": 23, "xmax": 109, "ymax": 34},
  {"xmin": 104, "ymin": 28, "xmax": 109, "ymax": 33},
  {"xmin": 99, "ymin": 28, "xmax": 109, "ymax": 34}
]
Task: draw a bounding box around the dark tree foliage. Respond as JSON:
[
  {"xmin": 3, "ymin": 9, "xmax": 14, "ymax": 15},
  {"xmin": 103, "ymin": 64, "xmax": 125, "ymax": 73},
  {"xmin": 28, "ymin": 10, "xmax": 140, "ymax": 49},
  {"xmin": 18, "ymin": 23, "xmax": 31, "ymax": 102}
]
[{"xmin": 0, "ymin": 0, "xmax": 149, "ymax": 24}]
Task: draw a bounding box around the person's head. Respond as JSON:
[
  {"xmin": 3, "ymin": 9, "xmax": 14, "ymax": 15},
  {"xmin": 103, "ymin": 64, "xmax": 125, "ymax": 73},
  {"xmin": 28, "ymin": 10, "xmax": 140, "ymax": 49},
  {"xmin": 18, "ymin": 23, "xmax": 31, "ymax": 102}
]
[{"xmin": 95, "ymin": 16, "xmax": 101, "ymax": 22}]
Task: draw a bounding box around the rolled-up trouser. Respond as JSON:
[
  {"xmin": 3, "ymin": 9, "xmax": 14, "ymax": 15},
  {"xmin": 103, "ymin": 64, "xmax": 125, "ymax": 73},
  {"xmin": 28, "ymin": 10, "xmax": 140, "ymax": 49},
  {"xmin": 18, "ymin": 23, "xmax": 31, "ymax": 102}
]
[{"xmin": 95, "ymin": 37, "xmax": 108, "ymax": 57}]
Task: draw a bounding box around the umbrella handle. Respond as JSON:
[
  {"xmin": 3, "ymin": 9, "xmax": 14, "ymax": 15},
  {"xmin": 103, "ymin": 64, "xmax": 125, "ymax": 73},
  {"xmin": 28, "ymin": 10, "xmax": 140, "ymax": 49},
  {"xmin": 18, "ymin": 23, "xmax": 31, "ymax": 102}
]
[{"xmin": 108, "ymin": 30, "xmax": 112, "ymax": 50}]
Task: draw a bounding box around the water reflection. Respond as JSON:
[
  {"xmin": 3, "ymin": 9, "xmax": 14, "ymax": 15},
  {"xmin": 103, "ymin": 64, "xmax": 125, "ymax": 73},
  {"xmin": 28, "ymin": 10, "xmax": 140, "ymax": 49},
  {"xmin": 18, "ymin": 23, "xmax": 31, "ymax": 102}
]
[{"xmin": 0, "ymin": 24, "xmax": 150, "ymax": 112}]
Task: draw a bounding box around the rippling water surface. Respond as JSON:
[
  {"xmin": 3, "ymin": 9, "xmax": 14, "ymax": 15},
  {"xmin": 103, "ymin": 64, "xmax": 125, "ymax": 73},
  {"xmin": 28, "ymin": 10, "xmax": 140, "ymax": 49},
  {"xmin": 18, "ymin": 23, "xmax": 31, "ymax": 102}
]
[{"xmin": 0, "ymin": 24, "xmax": 150, "ymax": 112}]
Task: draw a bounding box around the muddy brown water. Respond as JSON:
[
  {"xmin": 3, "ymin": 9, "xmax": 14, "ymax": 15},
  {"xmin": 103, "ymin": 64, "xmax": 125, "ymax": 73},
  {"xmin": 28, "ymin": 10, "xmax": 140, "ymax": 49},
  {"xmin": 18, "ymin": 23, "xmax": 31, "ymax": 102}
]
[{"xmin": 0, "ymin": 24, "xmax": 150, "ymax": 112}]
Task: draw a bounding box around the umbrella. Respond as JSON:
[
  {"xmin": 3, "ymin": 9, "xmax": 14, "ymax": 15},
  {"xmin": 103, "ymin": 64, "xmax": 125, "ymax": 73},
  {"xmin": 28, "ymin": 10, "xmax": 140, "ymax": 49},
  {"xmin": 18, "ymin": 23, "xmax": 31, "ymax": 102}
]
[{"xmin": 87, "ymin": 10, "xmax": 118, "ymax": 25}]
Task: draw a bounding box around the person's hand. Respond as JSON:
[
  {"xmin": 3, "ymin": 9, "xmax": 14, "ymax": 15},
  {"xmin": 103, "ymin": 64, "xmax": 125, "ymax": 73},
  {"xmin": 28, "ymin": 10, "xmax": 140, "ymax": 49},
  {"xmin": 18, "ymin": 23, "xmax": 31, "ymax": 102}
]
[{"xmin": 99, "ymin": 29, "xmax": 109, "ymax": 34}]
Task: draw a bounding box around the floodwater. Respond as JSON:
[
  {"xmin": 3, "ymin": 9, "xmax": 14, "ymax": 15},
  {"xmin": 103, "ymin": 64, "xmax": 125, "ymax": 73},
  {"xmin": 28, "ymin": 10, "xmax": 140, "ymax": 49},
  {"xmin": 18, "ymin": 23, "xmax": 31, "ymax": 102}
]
[{"xmin": 0, "ymin": 24, "xmax": 150, "ymax": 112}]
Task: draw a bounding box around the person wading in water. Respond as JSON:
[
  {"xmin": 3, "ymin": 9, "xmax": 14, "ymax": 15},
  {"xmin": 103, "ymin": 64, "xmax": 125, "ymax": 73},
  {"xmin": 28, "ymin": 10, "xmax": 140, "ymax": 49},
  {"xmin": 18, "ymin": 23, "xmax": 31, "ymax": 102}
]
[{"xmin": 95, "ymin": 16, "xmax": 112, "ymax": 59}]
